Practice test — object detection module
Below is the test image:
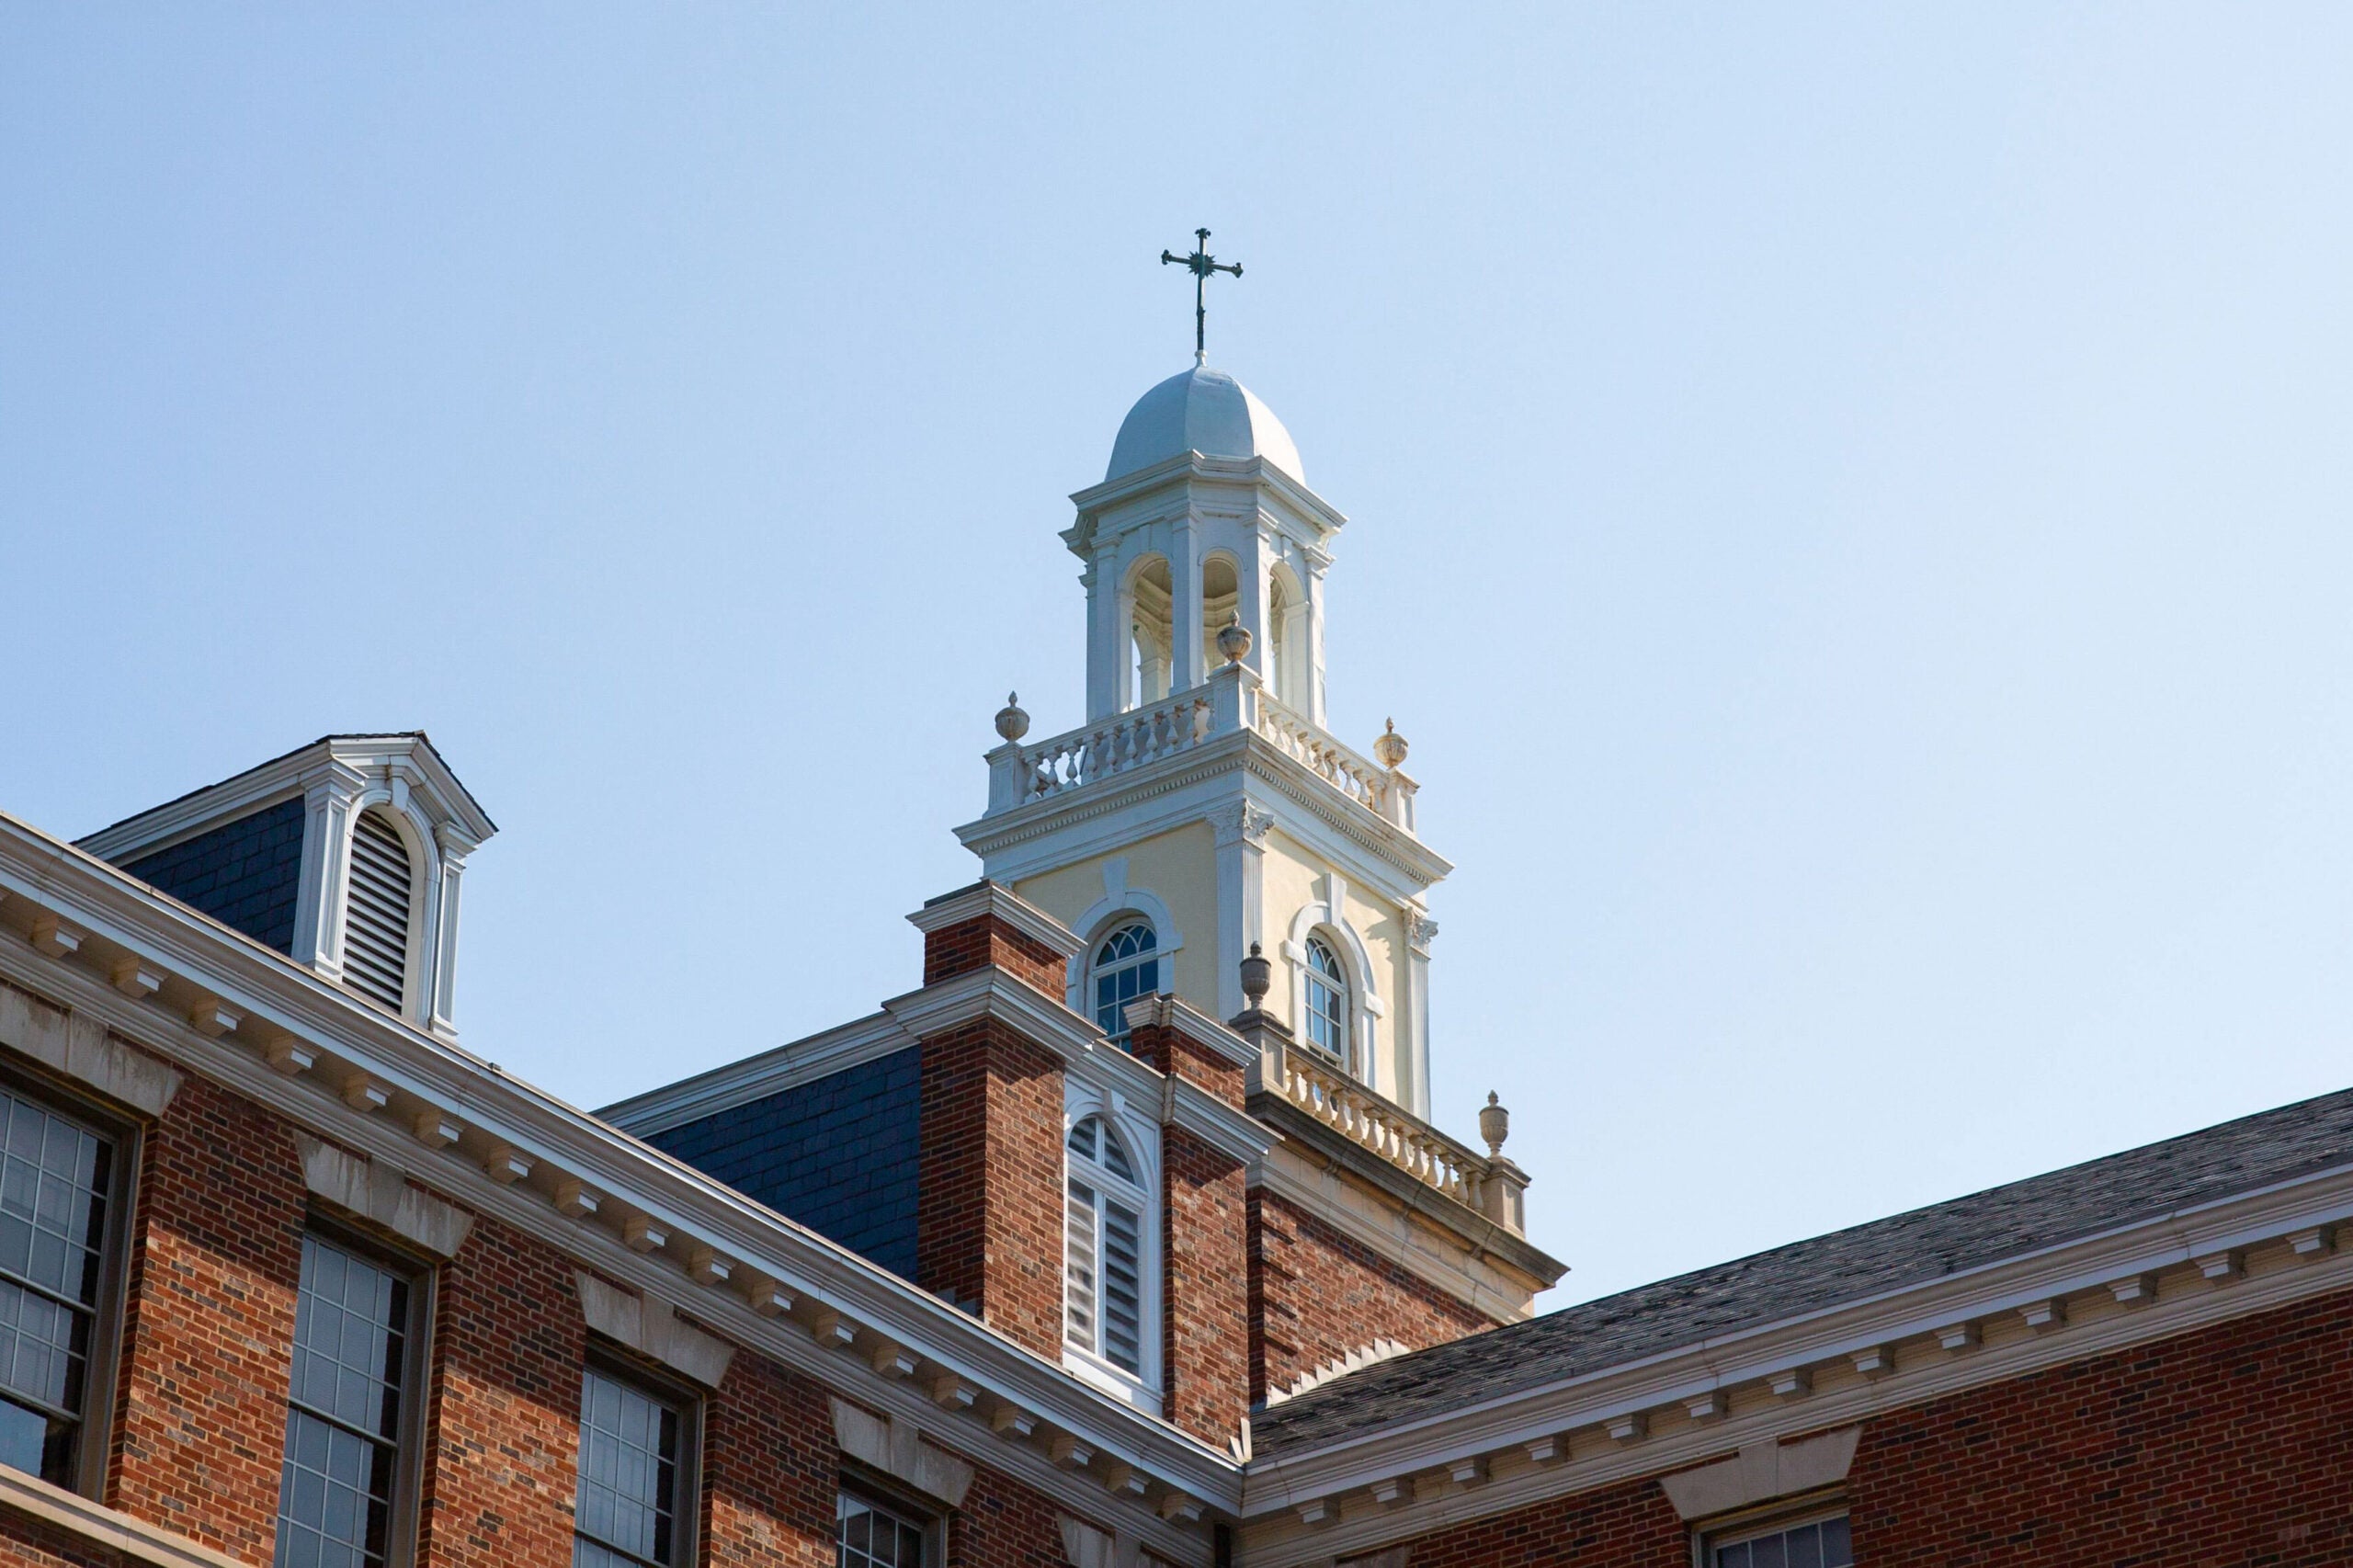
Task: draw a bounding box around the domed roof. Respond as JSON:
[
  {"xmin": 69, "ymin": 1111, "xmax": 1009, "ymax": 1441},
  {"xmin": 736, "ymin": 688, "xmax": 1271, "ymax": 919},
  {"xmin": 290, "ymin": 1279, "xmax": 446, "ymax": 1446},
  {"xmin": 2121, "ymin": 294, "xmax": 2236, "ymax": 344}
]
[{"xmin": 1106, "ymin": 362, "xmax": 1303, "ymax": 484}]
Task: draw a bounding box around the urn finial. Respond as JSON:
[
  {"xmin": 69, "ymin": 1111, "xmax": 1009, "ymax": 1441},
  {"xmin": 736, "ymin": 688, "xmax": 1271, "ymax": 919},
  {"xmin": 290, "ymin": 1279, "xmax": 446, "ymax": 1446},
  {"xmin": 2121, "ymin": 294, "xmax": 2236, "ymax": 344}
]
[
  {"xmin": 1216, "ymin": 613, "xmax": 1253, "ymax": 666},
  {"xmin": 1239, "ymin": 941, "xmax": 1271, "ymax": 1009},
  {"xmin": 1372, "ymin": 718, "xmax": 1409, "ymax": 770},
  {"xmin": 1478, "ymin": 1091, "xmax": 1510, "ymax": 1157},
  {"xmin": 994, "ymin": 692, "xmax": 1030, "ymax": 744}
]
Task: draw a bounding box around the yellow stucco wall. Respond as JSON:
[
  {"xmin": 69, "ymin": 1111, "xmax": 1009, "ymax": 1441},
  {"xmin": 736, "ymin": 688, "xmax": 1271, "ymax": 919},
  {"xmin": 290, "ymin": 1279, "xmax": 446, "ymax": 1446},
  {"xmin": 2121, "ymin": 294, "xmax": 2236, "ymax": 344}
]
[{"xmin": 1012, "ymin": 823, "xmax": 1222, "ymax": 1014}]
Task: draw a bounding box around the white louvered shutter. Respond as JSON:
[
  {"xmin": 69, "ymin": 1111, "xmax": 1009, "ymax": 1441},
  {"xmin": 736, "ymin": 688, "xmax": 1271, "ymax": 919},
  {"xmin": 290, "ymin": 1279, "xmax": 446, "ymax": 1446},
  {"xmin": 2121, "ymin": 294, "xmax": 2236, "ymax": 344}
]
[{"xmin": 343, "ymin": 812, "xmax": 414, "ymax": 1011}]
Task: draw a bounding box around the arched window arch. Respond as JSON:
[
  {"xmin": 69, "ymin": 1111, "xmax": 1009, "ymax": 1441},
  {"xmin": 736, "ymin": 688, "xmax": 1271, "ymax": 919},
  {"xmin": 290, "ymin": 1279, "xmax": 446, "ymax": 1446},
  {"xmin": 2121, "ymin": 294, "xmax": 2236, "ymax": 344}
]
[
  {"xmin": 1064, "ymin": 1115, "xmax": 1146, "ymax": 1378},
  {"xmin": 1123, "ymin": 554, "xmax": 1174, "ymax": 709},
  {"xmin": 1089, "ymin": 922, "xmax": 1160, "ymax": 1043},
  {"xmin": 1302, "ymin": 935, "xmax": 1349, "ymax": 1064},
  {"xmin": 344, "ymin": 808, "xmax": 416, "ymax": 1013}
]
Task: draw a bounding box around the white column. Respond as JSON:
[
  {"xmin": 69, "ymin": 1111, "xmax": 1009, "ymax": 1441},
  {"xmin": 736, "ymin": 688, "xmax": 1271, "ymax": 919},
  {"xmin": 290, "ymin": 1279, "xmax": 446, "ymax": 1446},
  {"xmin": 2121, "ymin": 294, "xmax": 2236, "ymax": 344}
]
[
  {"xmin": 1237, "ymin": 537, "xmax": 1270, "ymax": 687},
  {"xmin": 427, "ymin": 826, "xmax": 475, "ymax": 1040},
  {"xmin": 1211, "ymin": 798, "xmax": 1271, "ymax": 1021},
  {"xmin": 1172, "ymin": 514, "xmax": 1203, "ymax": 688},
  {"xmin": 1303, "ymin": 558, "xmax": 1329, "ymax": 727},
  {"xmin": 289, "ymin": 764, "xmax": 363, "ymax": 979},
  {"xmin": 1085, "ymin": 551, "xmax": 1120, "ymax": 720},
  {"xmin": 1404, "ymin": 913, "xmax": 1437, "ymax": 1118}
]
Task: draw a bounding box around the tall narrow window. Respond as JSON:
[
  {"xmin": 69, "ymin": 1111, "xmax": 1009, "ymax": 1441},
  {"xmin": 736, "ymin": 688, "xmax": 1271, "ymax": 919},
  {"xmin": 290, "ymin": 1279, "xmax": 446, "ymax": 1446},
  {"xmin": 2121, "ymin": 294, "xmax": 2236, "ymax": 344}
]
[
  {"xmin": 1089, "ymin": 923, "xmax": 1159, "ymax": 1042},
  {"xmin": 837, "ymin": 1489, "xmax": 934, "ymax": 1567},
  {"xmin": 0, "ymin": 1085, "xmax": 118, "ymax": 1488},
  {"xmin": 1063, "ymin": 1116, "xmax": 1143, "ymax": 1378},
  {"xmin": 1302, "ymin": 936, "xmax": 1348, "ymax": 1065},
  {"xmin": 344, "ymin": 812, "xmax": 414, "ymax": 1013},
  {"xmin": 276, "ymin": 1233, "xmax": 421, "ymax": 1568},
  {"xmin": 574, "ymin": 1365, "xmax": 692, "ymax": 1568}
]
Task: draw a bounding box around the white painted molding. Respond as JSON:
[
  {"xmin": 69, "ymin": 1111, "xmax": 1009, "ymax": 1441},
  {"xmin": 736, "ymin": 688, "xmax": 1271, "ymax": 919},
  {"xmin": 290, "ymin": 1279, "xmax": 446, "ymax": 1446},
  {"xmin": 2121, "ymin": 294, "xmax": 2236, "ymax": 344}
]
[
  {"xmin": 0, "ymin": 1464, "xmax": 251, "ymax": 1568},
  {"xmin": 296, "ymin": 1136, "xmax": 475, "ymax": 1259},
  {"xmin": 0, "ymin": 979, "xmax": 182, "ymax": 1117},
  {"xmin": 575, "ymin": 1272, "xmax": 736, "ymax": 1389},
  {"xmin": 1121, "ymin": 994, "xmax": 1259, "ymax": 1070},
  {"xmin": 1656, "ymin": 1427, "xmax": 1860, "ymax": 1521},
  {"xmin": 907, "ymin": 881, "xmax": 1086, "ymax": 961},
  {"xmin": 1059, "ymin": 1512, "xmax": 1148, "ymax": 1568},
  {"xmin": 832, "ymin": 1397, "xmax": 976, "ymax": 1507}
]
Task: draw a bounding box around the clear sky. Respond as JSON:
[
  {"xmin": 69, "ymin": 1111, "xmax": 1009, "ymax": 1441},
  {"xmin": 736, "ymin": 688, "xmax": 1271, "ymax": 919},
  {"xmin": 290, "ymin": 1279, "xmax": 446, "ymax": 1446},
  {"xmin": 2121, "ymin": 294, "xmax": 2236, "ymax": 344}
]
[{"xmin": 4, "ymin": 6, "xmax": 2348, "ymax": 1307}]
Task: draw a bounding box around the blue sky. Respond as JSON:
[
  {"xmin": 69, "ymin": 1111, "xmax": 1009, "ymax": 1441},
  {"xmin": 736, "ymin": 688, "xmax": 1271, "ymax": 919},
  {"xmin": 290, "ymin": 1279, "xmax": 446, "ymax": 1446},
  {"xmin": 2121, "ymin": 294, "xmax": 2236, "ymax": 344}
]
[{"xmin": 4, "ymin": 6, "xmax": 2347, "ymax": 1306}]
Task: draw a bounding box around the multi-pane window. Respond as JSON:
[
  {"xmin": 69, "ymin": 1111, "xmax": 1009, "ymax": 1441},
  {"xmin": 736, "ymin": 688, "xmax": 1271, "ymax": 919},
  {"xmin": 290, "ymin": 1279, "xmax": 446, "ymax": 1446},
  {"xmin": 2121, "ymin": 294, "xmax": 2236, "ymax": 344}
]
[
  {"xmin": 1302, "ymin": 936, "xmax": 1348, "ymax": 1064},
  {"xmin": 276, "ymin": 1233, "xmax": 417, "ymax": 1568},
  {"xmin": 1089, "ymin": 923, "xmax": 1159, "ymax": 1041},
  {"xmin": 574, "ymin": 1367, "xmax": 688, "ymax": 1568},
  {"xmin": 0, "ymin": 1085, "xmax": 116, "ymax": 1487},
  {"xmin": 1063, "ymin": 1116, "xmax": 1143, "ymax": 1378},
  {"xmin": 1711, "ymin": 1513, "xmax": 1853, "ymax": 1568},
  {"xmin": 836, "ymin": 1490, "xmax": 930, "ymax": 1567}
]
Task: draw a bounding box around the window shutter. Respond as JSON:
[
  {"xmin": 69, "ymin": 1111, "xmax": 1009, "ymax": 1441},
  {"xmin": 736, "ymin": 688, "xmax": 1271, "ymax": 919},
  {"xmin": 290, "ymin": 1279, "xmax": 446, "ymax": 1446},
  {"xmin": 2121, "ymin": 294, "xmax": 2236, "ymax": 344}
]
[
  {"xmin": 1065, "ymin": 1179, "xmax": 1098, "ymax": 1350},
  {"xmin": 344, "ymin": 812, "xmax": 414, "ymax": 1011},
  {"xmin": 1103, "ymin": 1199, "xmax": 1142, "ymax": 1373}
]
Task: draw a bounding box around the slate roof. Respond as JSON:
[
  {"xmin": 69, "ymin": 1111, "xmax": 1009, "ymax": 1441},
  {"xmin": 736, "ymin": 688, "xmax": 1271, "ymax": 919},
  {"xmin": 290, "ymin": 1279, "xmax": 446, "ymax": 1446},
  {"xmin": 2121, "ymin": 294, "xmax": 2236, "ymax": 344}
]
[{"xmin": 1253, "ymin": 1084, "xmax": 2353, "ymax": 1457}]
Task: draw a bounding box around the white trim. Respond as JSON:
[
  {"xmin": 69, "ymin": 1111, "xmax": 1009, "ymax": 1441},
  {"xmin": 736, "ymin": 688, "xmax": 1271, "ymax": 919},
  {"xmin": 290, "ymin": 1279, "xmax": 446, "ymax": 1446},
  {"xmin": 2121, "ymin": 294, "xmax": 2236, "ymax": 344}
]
[
  {"xmin": 1236, "ymin": 1169, "xmax": 2353, "ymax": 1566},
  {"xmin": 0, "ymin": 816, "xmax": 1238, "ymax": 1555},
  {"xmin": 907, "ymin": 881, "xmax": 1086, "ymax": 961},
  {"xmin": 0, "ymin": 1466, "xmax": 248, "ymax": 1568},
  {"xmin": 1064, "ymin": 1080, "xmax": 1165, "ymax": 1415},
  {"xmin": 1282, "ymin": 881, "xmax": 1381, "ymax": 1089}
]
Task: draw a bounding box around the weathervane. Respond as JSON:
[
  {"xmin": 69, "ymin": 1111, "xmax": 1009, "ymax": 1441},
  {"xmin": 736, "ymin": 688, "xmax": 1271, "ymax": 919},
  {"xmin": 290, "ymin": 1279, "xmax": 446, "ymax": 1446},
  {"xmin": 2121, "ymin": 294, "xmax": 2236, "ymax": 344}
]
[{"xmin": 1161, "ymin": 228, "xmax": 1242, "ymax": 361}]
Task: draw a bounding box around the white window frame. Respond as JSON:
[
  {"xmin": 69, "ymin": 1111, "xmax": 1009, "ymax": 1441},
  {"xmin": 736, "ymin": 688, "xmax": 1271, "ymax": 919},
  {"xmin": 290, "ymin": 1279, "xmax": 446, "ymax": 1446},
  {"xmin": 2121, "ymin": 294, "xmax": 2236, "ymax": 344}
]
[
  {"xmin": 1086, "ymin": 921, "xmax": 1162, "ymax": 1043},
  {"xmin": 1300, "ymin": 936, "xmax": 1348, "ymax": 1063},
  {"xmin": 1283, "ymin": 886, "xmax": 1385, "ymax": 1086},
  {"xmin": 1060, "ymin": 1080, "xmax": 1161, "ymax": 1415}
]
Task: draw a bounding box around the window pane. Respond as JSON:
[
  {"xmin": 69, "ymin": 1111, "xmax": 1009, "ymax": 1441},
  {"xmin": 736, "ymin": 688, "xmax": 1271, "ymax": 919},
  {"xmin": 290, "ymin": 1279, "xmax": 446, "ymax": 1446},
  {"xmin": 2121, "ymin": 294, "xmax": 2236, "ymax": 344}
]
[
  {"xmin": 1718, "ymin": 1517, "xmax": 1851, "ymax": 1568},
  {"xmin": 838, "ymin": 1492, "xmax": 929, "ymax": 1568},
  {"xmin": 276, "ymin": 1237, "xmax": 408, "ymax": 1568},
  {"xmin": 0, "ymin": 1088, "xmax": 109, "ymax": 1487},
  {"xmin": 574, "ymin": 1368, "xmax": 681, "ymax": 1566}
]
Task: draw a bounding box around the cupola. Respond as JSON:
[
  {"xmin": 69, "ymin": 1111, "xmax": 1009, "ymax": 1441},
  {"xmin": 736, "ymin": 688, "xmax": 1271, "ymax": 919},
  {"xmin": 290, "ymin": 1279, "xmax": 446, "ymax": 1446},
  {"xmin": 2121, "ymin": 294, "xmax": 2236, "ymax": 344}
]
[{"xmin": 76, "ymin": 733, "xmax": 494, "ymax": 1039}]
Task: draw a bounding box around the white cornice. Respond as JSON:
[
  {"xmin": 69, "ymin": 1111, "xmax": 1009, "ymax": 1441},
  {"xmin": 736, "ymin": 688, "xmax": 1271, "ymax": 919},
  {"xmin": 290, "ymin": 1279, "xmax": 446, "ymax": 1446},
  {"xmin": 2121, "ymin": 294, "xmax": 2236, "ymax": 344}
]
[
  {"xmin": 1236, "ymin": 1163, "xmax": 2353, "ymax": 1566},
  {"xmin": 0, "ymin": 812, "xmax": 1235, "ymax": 1557},
  {"xmin": 908, "ymin": 881, "xmax": 1088, "ymax": 960},
  {"xmin": 77, "ymin": 734, "xmax": 494, "ymax": 862}
]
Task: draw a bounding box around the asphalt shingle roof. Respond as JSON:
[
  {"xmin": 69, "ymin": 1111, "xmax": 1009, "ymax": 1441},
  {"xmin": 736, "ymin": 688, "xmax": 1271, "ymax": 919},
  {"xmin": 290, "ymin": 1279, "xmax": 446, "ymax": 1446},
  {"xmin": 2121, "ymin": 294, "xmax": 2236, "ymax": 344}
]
[{"xmin": 1253, "ymin": 1085, "xmax": 2353, "ymax": 1457}]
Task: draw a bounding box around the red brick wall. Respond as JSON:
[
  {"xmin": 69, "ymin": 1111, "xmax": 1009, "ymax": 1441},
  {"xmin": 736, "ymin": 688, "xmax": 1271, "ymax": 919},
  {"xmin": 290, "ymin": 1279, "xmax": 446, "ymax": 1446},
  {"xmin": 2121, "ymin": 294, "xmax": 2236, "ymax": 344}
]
[
  {"xmin": 916, "ymin": 1019, "xmax": 1067, "ymax": 1358},
  {"xmin": 1247, "ymin": 1188, "xmax": 1492, "ymax": 1405},
  {"xmin": 700, "ymin": 1352, "xmax": 836, "ymax": 1568},
  {"xmin": 922, "ymin": 913, "xmax": 1069, "ymax": 998},
  {"xmin": 1164, "ymin": 1128, "xmax": 1250, "ymax": 1448},
  {"xmin": 1848, "ymin": 1283, "xmax": 2353, "ymax": 1565},
  {"xmin": 108, "ymin": 1072, "xmax": 305, "ymax": 1562},
  {"xmin": 1130, "ymin": 1020, "xmax": 1245, "ymax": 1110},
  {"xmin": 415, "ymin": 1211, "xmax": 585, "ymax": 1566},
  {"xmin": 947, "ymin": 1460, "xmax": 1073, "ymax": 1568},
  {"xmin": 1395, "ymin": 1471, "xmax": 1685, "ymax": 1566}
]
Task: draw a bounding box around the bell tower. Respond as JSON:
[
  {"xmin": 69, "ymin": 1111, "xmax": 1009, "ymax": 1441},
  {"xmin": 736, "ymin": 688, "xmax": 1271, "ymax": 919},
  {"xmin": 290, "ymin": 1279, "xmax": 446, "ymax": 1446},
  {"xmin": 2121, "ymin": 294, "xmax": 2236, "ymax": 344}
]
[{"xmin": 956, "ymin": 359, "xmax": 1452, "ymax": 1116}]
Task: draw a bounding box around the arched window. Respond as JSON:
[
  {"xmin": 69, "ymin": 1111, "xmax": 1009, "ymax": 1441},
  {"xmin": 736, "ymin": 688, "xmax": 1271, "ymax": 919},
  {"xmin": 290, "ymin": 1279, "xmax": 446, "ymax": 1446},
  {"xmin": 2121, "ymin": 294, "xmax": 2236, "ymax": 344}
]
[
  {"xmin": 1302, "ymin": 936, "xmax": 1348, "ymax": 1064},
  {"xmin": 344, "ymin": 810, "xmax": 415, "ymax": 1012},
  {"xmin": 1064, "ymin": 1116, "xmax": 1144, "ymax": 1377},
  {"xmin": 1090, "ymin": 922, "xmax": 1159, "ymax": 1042}
]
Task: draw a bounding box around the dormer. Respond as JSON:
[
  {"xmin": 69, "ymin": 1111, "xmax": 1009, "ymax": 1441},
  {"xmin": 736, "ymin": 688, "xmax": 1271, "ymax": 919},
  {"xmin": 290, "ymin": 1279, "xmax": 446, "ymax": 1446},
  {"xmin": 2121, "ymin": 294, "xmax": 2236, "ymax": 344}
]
[{"xmin": 76, "ymin": 733, "xmax": 495, "ymax": 1039}]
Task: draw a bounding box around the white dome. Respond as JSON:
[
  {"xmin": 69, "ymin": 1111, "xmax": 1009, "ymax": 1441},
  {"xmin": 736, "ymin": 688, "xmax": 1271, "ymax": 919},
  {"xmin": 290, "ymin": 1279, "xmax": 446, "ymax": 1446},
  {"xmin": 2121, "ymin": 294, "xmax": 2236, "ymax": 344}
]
[{"xmin": 1106, "ymin": 363, "xmax": 1303, "ymax": 484}]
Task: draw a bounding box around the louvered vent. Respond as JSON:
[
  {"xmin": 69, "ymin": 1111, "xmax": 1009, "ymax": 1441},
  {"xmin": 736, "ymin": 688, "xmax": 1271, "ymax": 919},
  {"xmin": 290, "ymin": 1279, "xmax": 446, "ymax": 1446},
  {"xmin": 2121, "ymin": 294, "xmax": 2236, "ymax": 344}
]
[{"xmin": 343, "ymin": 811, "xmax": 414, "ymax": 1012}]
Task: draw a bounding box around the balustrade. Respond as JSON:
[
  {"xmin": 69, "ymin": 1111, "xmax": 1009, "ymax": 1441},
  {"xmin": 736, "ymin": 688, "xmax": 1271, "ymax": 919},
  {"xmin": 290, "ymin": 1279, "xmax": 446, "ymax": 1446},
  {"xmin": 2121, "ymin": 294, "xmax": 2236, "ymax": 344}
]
[{"xmin": 1259, "ymin": 1045, "xmax": 1491, "ymax": 1216}]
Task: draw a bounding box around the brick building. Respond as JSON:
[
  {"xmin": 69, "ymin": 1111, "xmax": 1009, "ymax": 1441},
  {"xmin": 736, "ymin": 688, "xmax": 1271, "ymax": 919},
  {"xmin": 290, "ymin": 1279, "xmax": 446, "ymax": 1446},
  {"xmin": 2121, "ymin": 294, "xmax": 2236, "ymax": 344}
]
[{"xmin": 0, "ymin": 358, "xmax": 2347, "ymax": 1568}]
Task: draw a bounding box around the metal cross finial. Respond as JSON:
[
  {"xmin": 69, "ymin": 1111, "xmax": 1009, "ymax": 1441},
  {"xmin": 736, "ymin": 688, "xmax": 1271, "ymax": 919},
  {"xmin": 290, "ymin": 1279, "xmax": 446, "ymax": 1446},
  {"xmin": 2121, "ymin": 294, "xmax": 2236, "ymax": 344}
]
[{"xmin": 1161, "ymin": 227, "xmax": 1242, "ymax": 360}]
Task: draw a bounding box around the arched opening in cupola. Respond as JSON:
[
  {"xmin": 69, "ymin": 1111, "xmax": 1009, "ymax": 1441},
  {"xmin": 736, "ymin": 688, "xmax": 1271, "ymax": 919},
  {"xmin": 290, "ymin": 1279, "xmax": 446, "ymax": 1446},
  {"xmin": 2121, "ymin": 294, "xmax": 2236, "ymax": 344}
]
[
  {"xmin": 1199, "ymin": 554, "xmax": 1240, "ymax": 687},
  {"xmin": 1123, "ymin": 554, "xmax": 1173, "ymax": 709}
]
